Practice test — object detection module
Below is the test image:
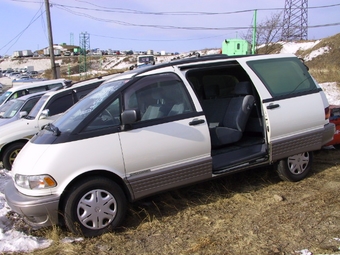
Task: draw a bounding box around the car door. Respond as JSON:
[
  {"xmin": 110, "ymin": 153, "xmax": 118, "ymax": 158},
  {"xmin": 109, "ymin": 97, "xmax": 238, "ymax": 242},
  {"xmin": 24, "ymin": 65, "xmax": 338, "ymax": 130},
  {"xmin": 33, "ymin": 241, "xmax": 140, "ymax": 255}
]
[
  {"xmin": 118, "ymin": 72, "xmax": 212, "ymax": 200},
  {"xmin": 239, "ymin": 55, "xmax": 329, "ymax": 160}
]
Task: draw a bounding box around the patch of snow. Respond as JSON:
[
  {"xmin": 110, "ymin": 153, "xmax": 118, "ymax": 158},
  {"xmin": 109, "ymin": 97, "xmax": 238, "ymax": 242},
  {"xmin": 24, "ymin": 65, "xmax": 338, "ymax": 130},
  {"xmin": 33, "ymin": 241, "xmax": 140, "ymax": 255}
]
[
  {"xmin": 279, "ymin": 40, "xmax": 321, "ymax": 54},
  {"xmin": 304, "ymin": 46, "xmax": 330, "ymax": 61}
]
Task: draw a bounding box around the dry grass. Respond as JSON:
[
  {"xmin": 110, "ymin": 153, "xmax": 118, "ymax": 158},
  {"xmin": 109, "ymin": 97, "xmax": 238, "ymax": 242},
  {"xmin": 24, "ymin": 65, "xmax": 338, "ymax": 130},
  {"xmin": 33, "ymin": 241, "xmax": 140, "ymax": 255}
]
[{"xmin": 6, "ymin": 149, "xmax": 340, "ymax": 255}]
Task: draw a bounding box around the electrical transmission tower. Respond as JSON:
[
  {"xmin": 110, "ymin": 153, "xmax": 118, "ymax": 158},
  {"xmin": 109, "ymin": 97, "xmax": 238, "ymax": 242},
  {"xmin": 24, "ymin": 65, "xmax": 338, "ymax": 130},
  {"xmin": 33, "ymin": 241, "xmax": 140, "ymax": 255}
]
[
  {"xmin": 79, "ymin": 32, "xmax": 90, "ymax": 76},
  {"xmin": 281, "ymin": 0, "xmax": 308, "ymax": 41}
]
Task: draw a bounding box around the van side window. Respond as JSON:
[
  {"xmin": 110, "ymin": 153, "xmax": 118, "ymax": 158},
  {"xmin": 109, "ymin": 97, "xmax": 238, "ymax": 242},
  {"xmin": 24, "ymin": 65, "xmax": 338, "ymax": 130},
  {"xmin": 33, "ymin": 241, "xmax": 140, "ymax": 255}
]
[
  {"xmin": 27, "ymin": 86, "xmax": 47, "ymax": 94},
  {"xmin": 45, "ymin": 94, "xmax": 74, "ymax": 116},
  {"xmin": 83, "ymin": 97, "xmax": 121, "ymax": 131},
  {"xmin": 21, "ymin": 98, "xmax": 40, "ymax": 113},
  {"xmin": 247, "ymin": 57, "xmax": 317, "ymax": 98},
  {"xmin": 9, "ymin": 90, "xmax": 27, "ymax": 100},
  {"xmin": 47, "ymin": 83, "xmax": 63, "ymax": 90},
  {"xmin": 124, "ymin": 74, "xmax": 193, "ymax": 121}
]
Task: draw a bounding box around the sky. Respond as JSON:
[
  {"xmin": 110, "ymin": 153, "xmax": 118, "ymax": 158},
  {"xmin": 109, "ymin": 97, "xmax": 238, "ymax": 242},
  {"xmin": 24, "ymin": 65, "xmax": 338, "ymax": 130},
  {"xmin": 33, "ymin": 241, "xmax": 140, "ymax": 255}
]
[
  {"xmin": 0, "ymin": 40, "xmax": 340, "ymax": 254},
  {"xmin": 0, "ymin": 0, "xmax": 340, "ymax": 56}
]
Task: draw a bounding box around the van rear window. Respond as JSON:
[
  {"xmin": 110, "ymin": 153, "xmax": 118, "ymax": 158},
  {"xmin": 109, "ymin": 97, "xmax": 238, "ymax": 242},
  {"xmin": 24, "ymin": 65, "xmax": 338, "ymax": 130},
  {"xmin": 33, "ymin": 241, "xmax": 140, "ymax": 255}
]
[{"xmin": 247, "ymin": 57, "xmax": 318, "ymax": 98}]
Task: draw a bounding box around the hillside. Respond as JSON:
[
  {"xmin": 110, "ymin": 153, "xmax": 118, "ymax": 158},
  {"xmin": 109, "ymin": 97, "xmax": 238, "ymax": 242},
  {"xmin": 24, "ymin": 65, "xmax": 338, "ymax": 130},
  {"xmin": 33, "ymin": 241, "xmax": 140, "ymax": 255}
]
[{"xmin": 0, "ymin": 33, "xmax": 339, "ymax": 85}]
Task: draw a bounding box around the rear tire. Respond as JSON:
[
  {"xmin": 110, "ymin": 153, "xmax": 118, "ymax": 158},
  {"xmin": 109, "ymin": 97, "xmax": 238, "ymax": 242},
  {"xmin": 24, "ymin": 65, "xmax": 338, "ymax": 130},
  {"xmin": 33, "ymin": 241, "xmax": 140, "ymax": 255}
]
[
  {"xmin": 2, "ymin": 142, "xmax": 26, "ymax": 170},
  {"xmin": 63, "ymin": 177, "xmax": 127, "ymax": 237},
  {"xmin": 276, "ymin": 151, "xmax": 313, "ymax": 182}
]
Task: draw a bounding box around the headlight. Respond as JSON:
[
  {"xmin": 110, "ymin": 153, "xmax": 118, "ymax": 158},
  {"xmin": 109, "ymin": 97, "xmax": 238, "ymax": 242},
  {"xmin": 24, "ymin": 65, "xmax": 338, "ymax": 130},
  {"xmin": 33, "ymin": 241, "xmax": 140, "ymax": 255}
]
[{"xmin": 15, "ymin": 174, "xmax": 57, "ymax": 189}]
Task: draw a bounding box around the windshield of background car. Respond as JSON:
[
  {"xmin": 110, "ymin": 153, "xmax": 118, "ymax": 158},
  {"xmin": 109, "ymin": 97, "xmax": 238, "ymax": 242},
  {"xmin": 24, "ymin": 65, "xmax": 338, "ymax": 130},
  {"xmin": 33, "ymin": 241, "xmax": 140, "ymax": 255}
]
[
  {"xmin": 53, "ymin": 78, "xmax": 128, "ymax": 133},
  {"xmin": 27, "ymin": 95, "xmax": 49, "ymax": 118},
  {"xmin": 138, "ymin": 56, "xmax": 154, "ymax": 63},
  {"xmin": 0, "ymin": 99, "xmax": 24, "ymax": 118},
  {"xmin": 247, "ymin": 57, "xmax": 317, "ymax": 98},
  {"xmin": 0, "ymin": 91, "xmax": 11, "ymax": 105}
]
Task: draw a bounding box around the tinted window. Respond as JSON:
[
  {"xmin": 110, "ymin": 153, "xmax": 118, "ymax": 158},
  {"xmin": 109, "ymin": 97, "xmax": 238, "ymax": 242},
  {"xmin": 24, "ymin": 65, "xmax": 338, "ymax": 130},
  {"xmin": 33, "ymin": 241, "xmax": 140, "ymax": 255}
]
[
  {"xmin": 247, "ymin": 57, "xmax": 317, "ymax": 98},
  {"xmin": 46, "ymin": 94, "xmax": 74, "ymax": 116},
  {"xmin": 47, "ymin": 83, "xmax": 63, "ymax": 90},
  {"xmin": 27, "ymin": 86, "xmax": 47, "ymax": 94},
  {"xmin": 21, "ymin": 97, "xmax": 41, "ymax": 113}
]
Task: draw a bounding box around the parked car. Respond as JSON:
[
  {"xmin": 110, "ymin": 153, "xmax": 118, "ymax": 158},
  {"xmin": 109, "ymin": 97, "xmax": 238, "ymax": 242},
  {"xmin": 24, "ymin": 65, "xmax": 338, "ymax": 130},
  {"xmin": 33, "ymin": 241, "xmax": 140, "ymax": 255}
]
[
  {"xmin": 5, "ymin": 54, "xmax": 334, "ymax": 237},
  {"xmin": 0, "ymin": 83, "xmax": 3, "ymax": 93},
  {"xmin": 0, "ymin": 76, "xmax": 108, "ymax": 170},
  {"xmin": 0, "ymin": 78, "xmax": 70, "ymax": 106},
  {"xmin": 0, "ymin": 91, "xmax": 46, "ymax": 127}
]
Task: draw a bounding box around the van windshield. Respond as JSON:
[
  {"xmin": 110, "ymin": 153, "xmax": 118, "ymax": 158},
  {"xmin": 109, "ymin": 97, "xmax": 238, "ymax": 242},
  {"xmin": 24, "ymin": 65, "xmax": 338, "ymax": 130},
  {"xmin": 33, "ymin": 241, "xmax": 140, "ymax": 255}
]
[{"xmin": 53, "ymin": 78, "xmax": 128, "ymax": 133}]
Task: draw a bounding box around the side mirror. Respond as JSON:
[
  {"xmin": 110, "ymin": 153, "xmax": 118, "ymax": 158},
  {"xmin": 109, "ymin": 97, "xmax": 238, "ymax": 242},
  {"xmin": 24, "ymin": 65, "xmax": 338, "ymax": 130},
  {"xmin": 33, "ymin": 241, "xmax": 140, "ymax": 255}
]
[
  {"xmin": 121, "ymin": 109, "xmax": 140, "ymax": 125},
  {"xmin": 39, "ymin": 109, "xmax": 50, "ymax": 119},
  {"xmin": 19, "ymin": 111, "xmax": 28, "ymax": 118}
]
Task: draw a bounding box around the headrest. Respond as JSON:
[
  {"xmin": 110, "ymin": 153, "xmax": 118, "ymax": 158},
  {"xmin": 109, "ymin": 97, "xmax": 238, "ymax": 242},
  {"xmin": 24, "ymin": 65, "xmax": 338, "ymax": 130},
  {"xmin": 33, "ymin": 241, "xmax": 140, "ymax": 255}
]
[{"xmin": 233, "ymin": 81, "xmax": 253, "ymax": 95}]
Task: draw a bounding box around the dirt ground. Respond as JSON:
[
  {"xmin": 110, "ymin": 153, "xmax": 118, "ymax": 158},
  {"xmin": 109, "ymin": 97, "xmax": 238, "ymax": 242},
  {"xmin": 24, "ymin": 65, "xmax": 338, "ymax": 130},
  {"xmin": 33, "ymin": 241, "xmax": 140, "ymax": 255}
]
[{"xmin": 12, "ymin": 147, "xmax": 340, "ymax": 255}]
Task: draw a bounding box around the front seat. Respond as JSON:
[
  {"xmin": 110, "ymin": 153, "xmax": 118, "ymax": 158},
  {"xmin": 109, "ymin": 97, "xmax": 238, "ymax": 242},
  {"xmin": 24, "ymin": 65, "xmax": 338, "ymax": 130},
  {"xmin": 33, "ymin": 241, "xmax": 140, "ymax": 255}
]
[
  {"xmin": 210, "ymin": 81, "xmax": 255, "ymax": 147},
  {"xmin": 141, "ymin": 87, "xmax": 170, "ymax": 120}
]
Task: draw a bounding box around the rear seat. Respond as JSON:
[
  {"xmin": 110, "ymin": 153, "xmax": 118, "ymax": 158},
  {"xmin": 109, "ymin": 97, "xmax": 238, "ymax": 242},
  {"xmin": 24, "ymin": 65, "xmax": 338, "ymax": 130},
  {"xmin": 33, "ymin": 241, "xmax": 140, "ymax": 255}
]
[{"xmin": 201, "ymin": 84, "xmax": 231, "ymax": 127}]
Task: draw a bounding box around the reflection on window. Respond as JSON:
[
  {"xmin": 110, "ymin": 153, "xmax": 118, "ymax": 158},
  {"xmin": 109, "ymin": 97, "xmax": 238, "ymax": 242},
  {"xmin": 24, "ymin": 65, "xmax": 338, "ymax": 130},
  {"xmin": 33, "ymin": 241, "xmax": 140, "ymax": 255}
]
[
  {"xmin": 84, "ymin": 98, "xmax": 121, "ymax": 131},
  {"xmin": 124, "ymin": 75, "xmax": 193, "ymax": 121}
]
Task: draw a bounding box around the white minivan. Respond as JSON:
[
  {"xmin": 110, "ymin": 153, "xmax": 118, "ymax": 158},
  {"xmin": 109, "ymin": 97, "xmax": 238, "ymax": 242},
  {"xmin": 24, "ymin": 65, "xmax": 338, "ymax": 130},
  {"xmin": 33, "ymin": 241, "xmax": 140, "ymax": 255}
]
[
  {"xmin": 0, "ymin": 78, "xmax": 70, "ymax": 106},
  {"xmin": 5, "ymin": 54, "xmax": 335, "ymax": 237}
]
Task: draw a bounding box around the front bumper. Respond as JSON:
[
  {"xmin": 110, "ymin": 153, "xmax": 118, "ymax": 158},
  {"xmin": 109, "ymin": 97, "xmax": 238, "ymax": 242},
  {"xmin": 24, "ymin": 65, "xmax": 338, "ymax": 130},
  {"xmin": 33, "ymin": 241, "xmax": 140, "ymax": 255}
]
[{"xmin": 4, "ymin": 180, "xmax": 60, "ymax": 227}]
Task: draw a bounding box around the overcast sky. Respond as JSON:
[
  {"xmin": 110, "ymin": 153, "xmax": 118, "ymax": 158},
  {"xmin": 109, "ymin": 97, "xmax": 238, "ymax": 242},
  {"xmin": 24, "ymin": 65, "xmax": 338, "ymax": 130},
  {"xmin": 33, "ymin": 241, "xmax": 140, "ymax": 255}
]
[{"xmin": 1, "ymin": 0, "xmax": 340, "ymax": 56}]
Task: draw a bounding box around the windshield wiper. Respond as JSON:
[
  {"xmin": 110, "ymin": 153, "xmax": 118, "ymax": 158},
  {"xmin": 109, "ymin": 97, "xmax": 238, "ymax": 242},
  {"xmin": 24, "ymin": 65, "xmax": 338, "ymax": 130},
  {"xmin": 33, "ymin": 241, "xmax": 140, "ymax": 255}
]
[{"xmin": 44, "ymin": 123, "xmax": 61, "ymax": 136}]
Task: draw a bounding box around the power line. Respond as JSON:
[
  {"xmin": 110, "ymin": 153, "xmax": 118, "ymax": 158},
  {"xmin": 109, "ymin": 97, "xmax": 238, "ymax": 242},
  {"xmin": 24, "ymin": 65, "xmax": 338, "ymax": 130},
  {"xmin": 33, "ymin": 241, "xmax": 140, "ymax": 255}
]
[{"xmin": 0, "ymin": 2, "xmax": 45, "ymax": 54}]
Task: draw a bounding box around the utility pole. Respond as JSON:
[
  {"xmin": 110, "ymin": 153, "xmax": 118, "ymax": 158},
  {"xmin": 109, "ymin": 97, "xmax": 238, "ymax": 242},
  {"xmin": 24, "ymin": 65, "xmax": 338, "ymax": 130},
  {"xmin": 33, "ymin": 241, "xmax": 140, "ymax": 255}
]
[
  {"xmin": 45, "ymin": 0, "xmax": 57, "ymax": 79},
  {"xmin": 252, "ymin": 9, "xmax": 257, "ymax": 54}
]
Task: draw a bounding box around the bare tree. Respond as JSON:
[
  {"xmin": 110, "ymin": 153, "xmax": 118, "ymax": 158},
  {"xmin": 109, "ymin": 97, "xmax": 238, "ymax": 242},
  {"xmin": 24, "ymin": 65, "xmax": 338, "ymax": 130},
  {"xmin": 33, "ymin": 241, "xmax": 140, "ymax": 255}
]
[{"xmin": 243, "ymin": 12, "xmax": 283, "ymax": 54}]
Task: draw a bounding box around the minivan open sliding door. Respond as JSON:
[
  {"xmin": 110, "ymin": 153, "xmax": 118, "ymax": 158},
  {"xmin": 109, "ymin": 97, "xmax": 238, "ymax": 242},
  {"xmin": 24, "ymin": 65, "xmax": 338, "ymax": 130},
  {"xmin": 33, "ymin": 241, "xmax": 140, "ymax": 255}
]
[{"xmin": 240, "ymin": 56, "xmax": 328, "ymax": 161}]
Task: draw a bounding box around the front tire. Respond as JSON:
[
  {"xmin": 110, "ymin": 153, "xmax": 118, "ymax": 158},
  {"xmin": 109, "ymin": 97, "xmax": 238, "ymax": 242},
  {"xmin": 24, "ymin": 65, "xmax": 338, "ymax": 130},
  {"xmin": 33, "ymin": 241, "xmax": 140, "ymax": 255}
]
[
  {"xmin": 276, "ymin": 151, "xmax": 313, "ymax": 182},
  {"xmin": 64, "ymin": 177, "xmax": 127, "ymax": 237},
  {"xmin": 2, "ymin": 142, "xmax": 26, "ymax": 170}
]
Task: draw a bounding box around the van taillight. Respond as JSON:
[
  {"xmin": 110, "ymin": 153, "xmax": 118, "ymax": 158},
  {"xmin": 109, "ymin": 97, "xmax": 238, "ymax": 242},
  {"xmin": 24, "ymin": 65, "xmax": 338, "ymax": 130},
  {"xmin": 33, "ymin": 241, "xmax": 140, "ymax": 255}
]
[{"xmin": 325, "ymin": 106, "xmax": 330, "ymax": 120}]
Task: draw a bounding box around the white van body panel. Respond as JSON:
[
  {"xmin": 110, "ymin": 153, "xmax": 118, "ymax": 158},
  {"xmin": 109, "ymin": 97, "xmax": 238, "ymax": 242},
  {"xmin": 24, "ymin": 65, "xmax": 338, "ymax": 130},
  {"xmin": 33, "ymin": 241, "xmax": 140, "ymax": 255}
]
[
  {"xmin": 120, "ymin": 116, "xmax": 211, "ymax": 176},
  {"xmin": 12, "ymin": 133, "xmax": 125, "ymax": 196}
]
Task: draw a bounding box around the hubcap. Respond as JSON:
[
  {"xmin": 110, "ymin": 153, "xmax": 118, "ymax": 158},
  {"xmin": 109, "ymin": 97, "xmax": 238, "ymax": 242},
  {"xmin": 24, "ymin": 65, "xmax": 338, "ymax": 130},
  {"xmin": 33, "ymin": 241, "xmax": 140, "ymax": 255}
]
[
  {"xmin": 287, "ymin": 152, "xmax": 309, "ymax": 175},
  {"xmin": 9, "ymin": 149, "xmax": 21, "ymax": 166},
  {"xmin": 77, "ymin": 189, "xmax": 117, "ymax": 229}
]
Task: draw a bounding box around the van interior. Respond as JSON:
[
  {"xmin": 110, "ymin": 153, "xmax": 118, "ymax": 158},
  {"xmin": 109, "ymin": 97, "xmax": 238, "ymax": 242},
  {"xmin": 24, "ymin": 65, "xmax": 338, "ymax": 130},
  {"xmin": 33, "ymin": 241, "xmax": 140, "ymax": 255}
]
[{"xmin": 185, "ymin": 61, "xmax": 268, "ymax": 174}]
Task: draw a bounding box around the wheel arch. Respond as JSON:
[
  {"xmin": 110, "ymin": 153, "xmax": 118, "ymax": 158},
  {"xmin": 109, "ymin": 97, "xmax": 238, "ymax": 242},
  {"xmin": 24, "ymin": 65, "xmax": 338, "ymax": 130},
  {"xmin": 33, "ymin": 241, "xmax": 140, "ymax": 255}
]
[
  {"xmin": 58, "ymin": 169, "xmax": 132, "ymax": 222},
  {"xmin": 0, "ymin": 139, "xmax": 29, "ymax": 161}
]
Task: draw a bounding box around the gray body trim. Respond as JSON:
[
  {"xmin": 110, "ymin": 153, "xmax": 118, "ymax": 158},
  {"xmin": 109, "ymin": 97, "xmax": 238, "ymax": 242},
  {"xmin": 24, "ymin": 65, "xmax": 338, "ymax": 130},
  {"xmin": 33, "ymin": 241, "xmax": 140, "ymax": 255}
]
[
  {"xmin": 4, "ymin": 180, "xmax": 59, "ymax": 227},
  {"xmin": 271, "ymin": 123, "xmax": 335, "ymax": 161},
  {"xmin": 126, "ymin": 157, "xmax": 212, "ymax": 200}
]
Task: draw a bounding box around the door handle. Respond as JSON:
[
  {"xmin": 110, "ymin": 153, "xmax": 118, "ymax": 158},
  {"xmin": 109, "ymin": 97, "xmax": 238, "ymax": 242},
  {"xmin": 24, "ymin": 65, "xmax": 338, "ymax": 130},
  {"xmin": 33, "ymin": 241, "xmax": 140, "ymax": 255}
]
[
  {"xmin": 189, "ymin": 119, "xmax": 205, "ymax": 126},
  {"xmin": 267, "ymin": 103, "xmax": 280, "ymax": 109}
]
